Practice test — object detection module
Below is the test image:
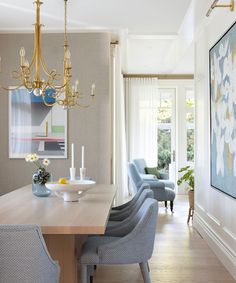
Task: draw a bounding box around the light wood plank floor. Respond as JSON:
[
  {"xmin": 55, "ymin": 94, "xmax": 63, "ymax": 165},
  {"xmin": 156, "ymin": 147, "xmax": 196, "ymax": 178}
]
[{"xmin": 92, "ymin": 196, "xmax": 236, "ymax": 283}]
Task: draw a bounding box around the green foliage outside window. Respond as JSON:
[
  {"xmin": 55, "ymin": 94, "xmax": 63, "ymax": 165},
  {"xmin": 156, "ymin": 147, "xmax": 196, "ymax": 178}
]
[
  {"xmin": 157, "ymin": 129, "xmax": 171, "ymax": 172},
  {"xmin": 187, "ymin": 129, "xmax": 194, "ymax": 162}
]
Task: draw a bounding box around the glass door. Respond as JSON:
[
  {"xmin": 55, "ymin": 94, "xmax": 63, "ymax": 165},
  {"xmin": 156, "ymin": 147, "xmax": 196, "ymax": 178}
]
[
  {"xmin": 156, "ymin": 88, "xmax": 176, "ymax": 182},
  {"xmin": 186, "ymin": 89, "xmax": 195, "ymax": 166}
]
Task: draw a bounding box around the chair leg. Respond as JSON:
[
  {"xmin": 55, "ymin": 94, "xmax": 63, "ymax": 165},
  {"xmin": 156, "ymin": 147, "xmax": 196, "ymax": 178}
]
[
  {"xmin": 187, "ymin": 207, "xmax": 194, "ymax": 224},
  {"xmin": 88, "ymin": 265, "xmax": 94, "ymax": 277},
  {"xmin": 164, "ymin": 201, "xmax": 168, "ymax": 208},
  {"xmin": 81, "ymin": 264, "xmax": 88, "ymax": 283},
  {"xmin": 139, "ymin": 262, "xmax": 151, "ymax": 283},
  {"xmin": 170, "ymin": 201, "xmax": 174, "ymax": 212},
  {"xmin": 87, "ymin": 265, "xmax": 94, "ymax": 283},
  {"xmin": 187, "ymin": 208, "xmax": 191, "ymax": 224}
]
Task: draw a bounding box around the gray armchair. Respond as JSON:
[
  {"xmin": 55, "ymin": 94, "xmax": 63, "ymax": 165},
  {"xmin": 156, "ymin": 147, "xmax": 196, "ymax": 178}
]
[
  {"xmin": 133, "ymin": 158, "xmax": 175, "ymax": 190},
  {"xmin": 0, "ymin": 224, "xmax": 60, "ymax": 283},
  {"xmin": 128, "ymin": 162, "xmax": 175, "ymax": 211},
  {"xmin": 79, "ymin": 198, "xmax": 158, "ymax": 283}
]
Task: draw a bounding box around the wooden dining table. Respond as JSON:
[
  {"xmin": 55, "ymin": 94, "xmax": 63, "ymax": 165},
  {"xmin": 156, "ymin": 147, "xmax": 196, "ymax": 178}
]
[{"xmin": 0, "ymin": 184, "xmax": 116, "ymax": 283}]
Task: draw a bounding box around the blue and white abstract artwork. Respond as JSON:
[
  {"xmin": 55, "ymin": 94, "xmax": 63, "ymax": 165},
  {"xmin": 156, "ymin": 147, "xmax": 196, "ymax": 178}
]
[{"xmin": 210, "ymin": 22, "xmax": 236, "ymax": 199}]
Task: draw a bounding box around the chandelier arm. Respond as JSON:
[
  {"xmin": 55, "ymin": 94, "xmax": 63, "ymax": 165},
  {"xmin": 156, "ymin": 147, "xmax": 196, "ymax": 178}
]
[
  {"xmin": 75, "ymin": 95, "xmax": 95, "ymax": 108},
  {"xmin": 0, "ymin": 83, "xmax": 24, "ymax": 91},
  {"xmin": 12, "ymin": 69, "xmax": 22, "ymax": 80},
  {"xmin": 53, "ymin": 82, "xmax": 68, "ymax": 91},
  {"xmin": 75, "ymin": 102, "xmax": 93, "ymax": 109},
  {"xmin": 40, "ymin": 54, "xmax": 60, "ymax": 79}
]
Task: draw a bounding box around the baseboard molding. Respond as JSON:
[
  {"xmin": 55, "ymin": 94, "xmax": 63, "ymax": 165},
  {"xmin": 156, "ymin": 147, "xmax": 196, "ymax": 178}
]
[{"xmin": 194, "ymin": 213, "xmax": 236, "ymax": 280}]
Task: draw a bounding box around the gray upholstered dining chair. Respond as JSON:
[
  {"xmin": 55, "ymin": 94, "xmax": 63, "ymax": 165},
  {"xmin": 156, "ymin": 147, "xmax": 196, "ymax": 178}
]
[
  {"xmin": 106, "ymin": 188, "xmax": 154, "ymax": 233},
  {"xmin": 0, "ymin": 224, "xmax": 60, "ymax": 283},
  {"xmin": 109, "ymin": 183, "xmax": 151, "ymax": 221},
  {"xmin": 79, "ymin": 198, "xmax": 158, "ymax": 283},
  {"xmin": 128, "ymin": 162, "xmax": 175, "ymax": 212}
]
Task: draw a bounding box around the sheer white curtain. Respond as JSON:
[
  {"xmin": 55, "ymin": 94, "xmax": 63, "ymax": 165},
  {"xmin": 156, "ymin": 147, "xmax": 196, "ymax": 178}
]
[
  {"xmin": 111, "ymin": 43, "xmax": 129, "ymax": 204},
  {"xmin": 125, "ymin": 78, "xmax": 159, "ymax": 166}
]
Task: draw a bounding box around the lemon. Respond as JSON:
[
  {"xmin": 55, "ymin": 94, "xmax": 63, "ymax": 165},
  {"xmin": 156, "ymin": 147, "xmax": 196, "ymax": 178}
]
[{"xmin": 58, "ymin": 178, "xmax": 68, "ymax": 184}]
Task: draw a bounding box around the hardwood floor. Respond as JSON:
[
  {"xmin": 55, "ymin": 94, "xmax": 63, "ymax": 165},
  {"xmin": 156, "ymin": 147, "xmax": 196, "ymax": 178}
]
[{"xmin": 92, "ymin": 196, "xmax": 236, "ymax": 283}]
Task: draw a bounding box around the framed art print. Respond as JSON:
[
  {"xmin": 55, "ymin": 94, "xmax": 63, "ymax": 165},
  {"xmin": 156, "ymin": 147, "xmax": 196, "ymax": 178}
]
[
  {"xmin": 210, "ymin": 22, "xmax": 236, "ymax": 199},
  {"xmin": 9, "ymin": 88, "xmax": 67, "ymax": 159}
]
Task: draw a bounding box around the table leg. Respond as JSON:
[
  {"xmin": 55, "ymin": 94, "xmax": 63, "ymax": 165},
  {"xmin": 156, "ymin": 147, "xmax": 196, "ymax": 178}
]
[{"xmin": 44, "ymin": 234, "xmax": 87, "ymax": 283}]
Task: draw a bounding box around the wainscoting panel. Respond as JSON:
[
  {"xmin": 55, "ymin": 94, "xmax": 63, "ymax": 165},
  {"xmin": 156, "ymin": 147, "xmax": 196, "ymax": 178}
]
[{"xmin": 194, "ymin": 213, "xmax": 236, "ymax": 280}]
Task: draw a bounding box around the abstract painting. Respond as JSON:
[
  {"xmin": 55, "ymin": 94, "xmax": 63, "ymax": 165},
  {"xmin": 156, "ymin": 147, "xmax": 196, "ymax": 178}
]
[
  {"xmin": 210, "ymin": 22, "xmax": 236, "ymax": 199},
  {"xmin": 9, "ymin": 88, "xmax": 67, "ymax": 159}
]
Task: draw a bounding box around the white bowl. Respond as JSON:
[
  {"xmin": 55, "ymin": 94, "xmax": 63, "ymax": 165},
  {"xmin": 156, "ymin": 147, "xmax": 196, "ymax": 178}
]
[{"xmin": 45, "ymin": 180, "xmax": 96, "ymax": 202}]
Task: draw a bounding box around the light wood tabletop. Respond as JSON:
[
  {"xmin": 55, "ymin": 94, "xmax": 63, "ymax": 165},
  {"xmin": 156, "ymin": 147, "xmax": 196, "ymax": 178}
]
[
  {"xmin": 0, "ymin": 184, "xmax": 116, "ymax": 234},
  {"xmin": 0, "ymin": 184, "xmax": 116, "ymax": 283}
]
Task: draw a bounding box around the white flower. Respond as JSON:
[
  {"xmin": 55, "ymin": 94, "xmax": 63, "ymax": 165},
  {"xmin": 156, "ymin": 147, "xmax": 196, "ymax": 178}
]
[
  {"xmin": 25, "ymin": 153, "xmax": 39, "ymax": 162},
  {"xmin": 33, "ymin": 154, "xmax": 39, "ymax": 161},
  {"xmin": 25, "ymin": 154, "xmax": 31, "ymax": 162},
  {"xmin": 43, "ymin": 159, "xmax": 50, "ymax": 166},
  {"xmin": 29, "ymin": 155, "xmax": 36, "ymax": 162}
]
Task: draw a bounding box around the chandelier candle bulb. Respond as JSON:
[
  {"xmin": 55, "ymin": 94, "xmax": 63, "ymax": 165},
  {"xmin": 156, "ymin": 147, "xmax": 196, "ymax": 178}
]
[
  {"xmin": 91, "ymin": 83, "xmax": 95, "ymax": 95},
  {"xmin": 20, "ymin": 47, "xmax": 25, "ymax": 66},
  {"xmin": 75, "ymin": 80, "xmax": 79, "ymax": 92}
]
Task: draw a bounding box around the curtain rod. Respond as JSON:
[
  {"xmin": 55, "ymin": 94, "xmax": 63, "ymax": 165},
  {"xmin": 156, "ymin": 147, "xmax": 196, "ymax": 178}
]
[{"xmin": 123, "ymin": 74, "xmax": 194, "ymax": 80}]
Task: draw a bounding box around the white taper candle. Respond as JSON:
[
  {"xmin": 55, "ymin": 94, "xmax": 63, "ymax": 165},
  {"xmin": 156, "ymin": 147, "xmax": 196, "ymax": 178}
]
[
  {"xmin": 71, "ymin": 143, "xmax": 74, "ymax": 168},
  {"xmin": 81, "ymin": 146, "xmax": 84, "ymax": 168}
]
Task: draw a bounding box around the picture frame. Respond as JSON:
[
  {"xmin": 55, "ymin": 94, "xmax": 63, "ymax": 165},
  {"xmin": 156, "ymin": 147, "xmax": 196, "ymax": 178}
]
[
  {"xmin": 9, "ymin": 88, "xmax": 68, "ymax": 159},
  {"xmin": 209, "ymin": 21, "xmax": 236, "ymax": 199}
]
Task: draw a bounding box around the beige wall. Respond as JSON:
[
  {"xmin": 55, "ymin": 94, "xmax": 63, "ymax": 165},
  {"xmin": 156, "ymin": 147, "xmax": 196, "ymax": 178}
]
[{"xmin": 0, "ymin": 33, "xmax": 111, "ymax": 194}]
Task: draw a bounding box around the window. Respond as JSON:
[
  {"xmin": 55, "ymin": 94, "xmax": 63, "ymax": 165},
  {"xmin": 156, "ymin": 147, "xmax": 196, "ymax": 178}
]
[
  {"xmin": 186, "ymin": 89, "xmax": 194, "ymax": 162},
  {"xmin": 157, "ymin": 88, "xmax": 175, "ymax": 172}
]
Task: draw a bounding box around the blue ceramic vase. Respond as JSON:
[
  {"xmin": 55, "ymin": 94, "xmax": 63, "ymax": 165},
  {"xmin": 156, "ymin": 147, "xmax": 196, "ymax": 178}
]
[{"xmin": 32, "ymin": 168, "xmax": 51, "ymax": 197}]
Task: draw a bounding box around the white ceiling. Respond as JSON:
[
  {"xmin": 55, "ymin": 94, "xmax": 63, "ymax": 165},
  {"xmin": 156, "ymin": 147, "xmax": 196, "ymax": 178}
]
[
  {"xmin": 0, "ymin": 0, "xmax": 191, "ymax": 34},
  {"xmin": 0, "ymin": 0, "xmax": 194, "ymax": 74}
]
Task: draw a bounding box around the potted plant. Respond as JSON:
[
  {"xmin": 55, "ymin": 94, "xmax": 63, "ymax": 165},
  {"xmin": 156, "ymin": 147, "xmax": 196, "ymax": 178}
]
[{"xmin": 177, "ymin": 165, "xmax": 194, "ymax": 223}]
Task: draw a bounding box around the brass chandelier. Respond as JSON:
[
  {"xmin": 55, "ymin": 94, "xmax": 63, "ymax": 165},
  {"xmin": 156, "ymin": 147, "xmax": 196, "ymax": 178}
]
[
  {"xmin": 0, "ymin": 0, "xmax": 95, "ymax": 109},
  {"xmin": 57, "ymin": 0, "xmax": 95, "ymax": 109}
]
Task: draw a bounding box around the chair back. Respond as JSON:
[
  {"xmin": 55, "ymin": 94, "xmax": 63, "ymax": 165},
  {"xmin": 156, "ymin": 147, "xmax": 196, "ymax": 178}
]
[
  {"xmin": 0, "ymin": 224, "xmax": 60, "ymax": 283},
  {"xmin": 131, "ymin": 183, "xmax": 150, "ymax": 206},
  {"xmin": 99, "ymin": 198, "xmax": 158, "ymax": 264},
  {"xmin": 128, "ymin": 163, "xmax": 143, "ymax": 193},
  {"xmin": 106, "ymin": 188, "xmax": 154, "ymax": 236},
  {"xmin": 133, "ymin": 159, "xmax": 147, "ymax": 174}
]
